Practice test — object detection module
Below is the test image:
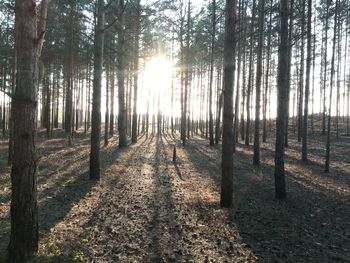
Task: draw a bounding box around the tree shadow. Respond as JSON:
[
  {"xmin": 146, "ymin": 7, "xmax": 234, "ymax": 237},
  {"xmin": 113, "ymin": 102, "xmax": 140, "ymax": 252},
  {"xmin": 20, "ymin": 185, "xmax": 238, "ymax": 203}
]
[
  {"xmin": 32, "ymin": 136, "xmax": 152, "ymax": 262},
  {"xmin": 181, "ymin": 137, "xmax": 350, "ymax": 262},
  {"xmin": 147, "ymin": 135, "xmax": 185, "ymax": 262}
]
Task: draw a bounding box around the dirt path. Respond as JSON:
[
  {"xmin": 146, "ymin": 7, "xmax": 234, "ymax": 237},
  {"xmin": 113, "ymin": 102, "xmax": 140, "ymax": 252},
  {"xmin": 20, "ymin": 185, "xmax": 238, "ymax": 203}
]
[{"xmin": 0, "ymin": 131, "xmax": 349, "ymax": 262}]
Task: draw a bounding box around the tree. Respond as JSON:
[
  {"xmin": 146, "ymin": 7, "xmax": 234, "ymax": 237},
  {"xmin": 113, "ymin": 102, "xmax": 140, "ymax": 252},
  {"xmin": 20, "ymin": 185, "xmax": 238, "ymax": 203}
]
[
  {"xmin": 233, "ymin": 0, "xmax": 245, "ymax": 151},
  {"xmin": 245, "ymin": 0, "xmax": 256, "ymax": 146},
  {"xmin": 302, "ymin": 0, "xmax": 312, "ymax": 162},
  {"xmin": 221, "ymin": 0, "xmax": 236, "ymax": 208},
  {"xmin": 274, "ymin": 0, "xmax": 288, "ymax": 200},
  {"xmin": 253, "ymin": 0, "xmax": 265, "ymax": 165},
  {"xmin": 297, "ymin": 0, "xmax": 306, "ymax": 143},
  {"xmin": 322, "ymin": 0, "xmax": 330, "ymax": 135},
  {"xmin": 262, "ymin": 0, "xmax": 272, "ymax": 144},
  {"xmin": 64, "ymin": 0, "xmax": 75, "ymax": 145},
  {"xmin": 8, "ymin": 0, "xmax": 48, "ymax": 260},
  {"xmin": 90, "ymin": 0, "xmax": 105, "ymax": 181},
  {"xmin": 117, "ymin": 0, "xmax": 127, "ymax": 147},
  {"xmin": 284, "ymin": 0, "xmax": 294, "ymax": 147},
  {"xmin": 208, "ymin": 0, "xmax": 216, "ymax": 146},
  {"xmin": 132, "ymin": 0, "xmax": 141, "ymax": 144},
  {"xmin": 325, "ymin": 0, "xmax": 339, "ymax": 173}
]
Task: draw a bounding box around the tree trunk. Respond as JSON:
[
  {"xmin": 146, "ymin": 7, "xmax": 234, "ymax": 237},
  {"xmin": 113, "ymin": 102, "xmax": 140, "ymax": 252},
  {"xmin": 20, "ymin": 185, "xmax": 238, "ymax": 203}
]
[
  {"xmin": 253, "ymin": 0, "xmax": 265, "ymax": 165},
  {"xmin": 325, "ymin": 0, "xmax": 338, "ymax": 172},
  {"xmin": 65, "ymin": 0, "xmax": 75, "ymax": 145},
  {"xmin": 274, "ymin": 0, "xmax": 288, "ymax": 200},
  {"xmin": 117, "ymin": 0, "xmax": 127, "ymax": 147},
  {"xmin": 302, "ymin": 0, "xmax": 312, "ymax": 161},
  {"xmin": 322, "ymin": 1, "xmax": 329, "ymax": 135},
  {"xmin": 104, "ymin": 46, "xmax": 110, "ymax": 146},
  {"xmin": 284, "ymin": 0, "xmax": 294, "ymax": 147},
  {"xmin": 233, "ymin": 0, "xmax": 245, "ymax": 151},
  {"xmin": 297, "ymin": 0, "xmax": 306, "ymax": 143},
  {"xmin": 132, "ymin": 0, "xmax": 141, "ymax": 143},
  {"xmin": 109, "ymin": 56, "xmax": 115, "ymax": 136},
  {"xmin": 89, "ymin": 0, "xmax": 104, "ymax": 180},
  {"xmin": 221, "ymin": 0, "xmax": 237, "ymax": 208},
  {"xmin": 209, "ymin": 0, "xmax": 216, "ymax": 146},
  {"xmin": 8, "ymin": 0, "xmax": 48, "ymax": 260},
  {"xmin": 8, "ymin": 51, "xmax": 16, "ymax": 166},
  {"xmin": 245, "ymin": 0, "xmax": 256, "ymax": 146},
  {"xmin": 262, "ymin": 0, "xmax": 272, "ymax": 144}
]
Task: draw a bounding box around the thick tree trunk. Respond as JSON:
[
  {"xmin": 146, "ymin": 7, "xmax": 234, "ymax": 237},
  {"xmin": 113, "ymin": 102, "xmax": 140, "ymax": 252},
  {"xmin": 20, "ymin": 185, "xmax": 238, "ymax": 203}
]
[
  {"xmin": 89, "ymin": 0, "xmax": 104, "ymax": 180},
  {"xmin": 8, "ymin": 0, "xmax": 48, "ymax": 260},
  {"xmin": 221, "ymin": 0, "xmax": 236, "ymax": 208},
  {"xmin": 274, "ymin": 0, "xmax": 288, "ymax": 200}
]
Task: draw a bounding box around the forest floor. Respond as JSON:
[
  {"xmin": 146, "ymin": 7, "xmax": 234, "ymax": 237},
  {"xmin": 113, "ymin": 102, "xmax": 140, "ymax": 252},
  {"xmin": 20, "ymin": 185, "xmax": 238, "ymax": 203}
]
[{"xmin": 0, "ymin": 128, "xmax": 349, "ymax": 262}]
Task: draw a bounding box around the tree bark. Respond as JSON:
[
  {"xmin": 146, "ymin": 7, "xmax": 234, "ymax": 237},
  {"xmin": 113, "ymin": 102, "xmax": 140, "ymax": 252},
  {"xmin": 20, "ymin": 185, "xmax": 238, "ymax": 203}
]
[
  {"xmin": 322, "ymin": 1, "xmax": 330, "ymax": 135},
  {"xmin": 64, "ymin": 0, "xmax": 75, "ymax": 145},
  {"xmin": 8, "ymin": 0, "xmax": 48, "ymax": 260},
  {"xmin": 274, "ymin": 0, "xmax": 288, "ymax": 200},
  {"xmin": 253, "ymin": 0, "xmax": 265, "ymax": 165},
  {"xmin": 117, "ymin": 0, "xmax": 127, "ymax": 147},
  {"xmin": 297, "ymin": 0, "xmax": 306, "ymax": 143},
  {"xmin": 132, "ymin": 0, "xmax": 141, "ymax": 143},
  {"xmin": 284, "ymin": 0, "xmax": 294, "ymax": 147},
  {"xmin": 325, "ymin": 0, "xmax": 338, "ymax": 173},
  {"xmin": 245, "ymin": 0, "xmax": 256, "ymax": 146},
  {"xmin": 302, "ymin": 0, "xmax": 312, "ymax": 161},
  {"xmin": 209, "ymin": 0, "xmax": 216, "ymax": 146},
  {"xmin": 221, "ymin": 0, "xmax": 237, "ymax": 208},
  {"xmin": 90, "ymin": 0, "xmax": 105, "ymax": 180}
]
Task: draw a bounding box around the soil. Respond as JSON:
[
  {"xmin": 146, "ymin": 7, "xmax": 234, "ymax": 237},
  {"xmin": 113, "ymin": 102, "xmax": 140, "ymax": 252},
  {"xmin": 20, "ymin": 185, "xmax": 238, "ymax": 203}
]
[{"xmin": 0, "ymin": 128, "xmax": 349, "ymax": 262}]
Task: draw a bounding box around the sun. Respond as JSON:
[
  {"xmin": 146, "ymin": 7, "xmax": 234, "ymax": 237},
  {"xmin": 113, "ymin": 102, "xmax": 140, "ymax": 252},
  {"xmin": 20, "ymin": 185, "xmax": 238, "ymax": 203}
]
[{"xmin": 140, "ymin": 55, "xmax": 174, "ymax": 116}]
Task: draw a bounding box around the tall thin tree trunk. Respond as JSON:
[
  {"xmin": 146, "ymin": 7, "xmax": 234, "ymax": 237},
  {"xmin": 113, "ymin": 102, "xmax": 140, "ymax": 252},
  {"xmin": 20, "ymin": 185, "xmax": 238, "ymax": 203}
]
[
  {"xmin": 284, "ymin": 0, "xmax": 294, "ymax": 147},
  {"xmin": 117, "ymin": 0, "xmax": 127, "ymax": 147},
  {"xmin": 209, "ymin": 0, "xmax": 216, "ymax": 146},
  {"xmin": 263, "ymin": 0, "xmax": 272, "ymax": 143},
  {"xmin": 65, "ymin": 0, "xmax": 75, "ymax": 145},
  {"xmin": 322, "ymin": 1, "xmax": 329, "ymax": 135},
  {"xmin": 234, "ymin": 0, "xmax": 245, "ymax": 150},
  {"xmin": 132, "ymin": 0, "xmax": 141, "ymax": 143},
  {"xmin": 325, "ymin": 0, "xmax": 338, "ymax": 172},
  {"xmin": 104, "ymin": 45, "xmax": 110, "ymax": 146},
  {"xmin": 245, "ymin": 0, "xmax": 256, "ymax": 146},
  {"xmin": 297, "ymin": 0, "xmax": 306, "ymax": 143},
  {"xmin": 253, "ymin": 0, "xmax": 265, "ymax": 165},
  {"xmin": 302, "ymin": 0, "xmax": 312, "ymax": 162}
]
